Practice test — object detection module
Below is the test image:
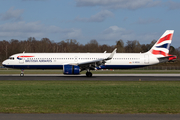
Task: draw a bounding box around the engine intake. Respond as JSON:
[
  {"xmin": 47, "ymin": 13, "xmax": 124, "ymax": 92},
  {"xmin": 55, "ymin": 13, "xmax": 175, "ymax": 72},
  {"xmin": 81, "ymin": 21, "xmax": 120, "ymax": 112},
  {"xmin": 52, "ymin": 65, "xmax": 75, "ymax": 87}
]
[{"xmin": 63, "ymin": 65, "xmax": 80, "ymax": 74}]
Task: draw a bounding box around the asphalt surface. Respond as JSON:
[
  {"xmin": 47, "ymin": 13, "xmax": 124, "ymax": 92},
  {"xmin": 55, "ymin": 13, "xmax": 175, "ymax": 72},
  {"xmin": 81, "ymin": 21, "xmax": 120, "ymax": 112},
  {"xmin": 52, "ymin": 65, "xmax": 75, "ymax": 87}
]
[
  {"xmin": 0, "ymin": 74, "xmax": 180, "ymax": 81},
  {"xmin": 1, "ymin": 114, "xmax": 180, "ymax": 120},
  {"xmin": 0, "ymin": 74, "xmax": 180, "ymax": 120}
]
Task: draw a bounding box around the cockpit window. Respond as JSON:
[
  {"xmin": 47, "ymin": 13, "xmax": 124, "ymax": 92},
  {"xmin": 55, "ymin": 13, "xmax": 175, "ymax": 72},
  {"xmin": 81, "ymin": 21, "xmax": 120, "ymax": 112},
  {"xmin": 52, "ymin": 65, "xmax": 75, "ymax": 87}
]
[{"xmin": 9, "ymin": 57, "xmax": 14, "ymax": 60}]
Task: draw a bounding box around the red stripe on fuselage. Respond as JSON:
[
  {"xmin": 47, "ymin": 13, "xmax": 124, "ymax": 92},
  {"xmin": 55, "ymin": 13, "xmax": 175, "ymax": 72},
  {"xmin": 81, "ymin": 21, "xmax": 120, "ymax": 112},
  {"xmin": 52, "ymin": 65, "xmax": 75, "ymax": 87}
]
[
  {"xmin": 18, "ymin": 56, "xmax": 34, "ymax": 58},
  {"xmin": 157, "ymin": 33, "xmax": 173, "ymax": 44}
]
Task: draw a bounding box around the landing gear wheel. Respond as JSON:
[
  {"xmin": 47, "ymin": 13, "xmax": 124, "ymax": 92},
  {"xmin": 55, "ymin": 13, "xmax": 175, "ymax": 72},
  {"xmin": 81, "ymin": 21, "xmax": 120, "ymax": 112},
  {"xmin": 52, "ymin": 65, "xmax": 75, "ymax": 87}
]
[
  {"xmin": 86, "ymin": 72, "xmax": 92, "ymax": 77},
  {"xmin": 20, "ymin": 73, "xmax": 24, "ymax": 77},
  {"xmin": 20, "ymin": 69, "xmax": 24, "ymax": 77}
]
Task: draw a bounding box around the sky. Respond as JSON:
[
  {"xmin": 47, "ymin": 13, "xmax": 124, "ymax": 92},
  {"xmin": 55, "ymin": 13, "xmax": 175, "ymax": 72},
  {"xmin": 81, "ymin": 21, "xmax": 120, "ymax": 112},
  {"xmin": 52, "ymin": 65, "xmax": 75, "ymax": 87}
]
[{"xmin": 0, "ymin": 0, "xmax": 180, "ymax": 47}]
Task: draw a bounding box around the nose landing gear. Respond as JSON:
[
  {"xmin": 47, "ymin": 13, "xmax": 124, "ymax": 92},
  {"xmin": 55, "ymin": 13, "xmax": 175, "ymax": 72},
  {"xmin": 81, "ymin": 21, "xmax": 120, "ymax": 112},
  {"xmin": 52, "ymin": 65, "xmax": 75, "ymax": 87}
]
[{"xmin": 20, "ymin": 69, "xmax": 24, "ymax": 77}]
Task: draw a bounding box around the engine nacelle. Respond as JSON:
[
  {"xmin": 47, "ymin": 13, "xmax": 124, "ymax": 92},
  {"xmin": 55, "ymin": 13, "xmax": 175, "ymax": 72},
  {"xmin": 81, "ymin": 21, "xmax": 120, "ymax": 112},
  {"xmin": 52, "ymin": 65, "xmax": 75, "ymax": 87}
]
[{"xmin": 63, "ymin": 65, "xmax": 80, "ymax": 74}]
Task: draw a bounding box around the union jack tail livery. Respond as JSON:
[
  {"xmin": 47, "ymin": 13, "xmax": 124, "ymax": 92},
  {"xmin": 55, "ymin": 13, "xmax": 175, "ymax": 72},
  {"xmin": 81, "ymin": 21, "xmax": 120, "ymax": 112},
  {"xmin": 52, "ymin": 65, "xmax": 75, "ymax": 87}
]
[{"xmin": 149, "ymin": 30, "xmax": 174, "ymax": 57}]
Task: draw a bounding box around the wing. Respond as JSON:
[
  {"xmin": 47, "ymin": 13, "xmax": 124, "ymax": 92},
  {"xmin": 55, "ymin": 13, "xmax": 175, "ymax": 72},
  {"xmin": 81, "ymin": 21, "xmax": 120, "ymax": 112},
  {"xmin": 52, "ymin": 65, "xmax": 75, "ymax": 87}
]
[{"xmin": 67, "ymin": 48, "xmax": 117, "ymax": 71}]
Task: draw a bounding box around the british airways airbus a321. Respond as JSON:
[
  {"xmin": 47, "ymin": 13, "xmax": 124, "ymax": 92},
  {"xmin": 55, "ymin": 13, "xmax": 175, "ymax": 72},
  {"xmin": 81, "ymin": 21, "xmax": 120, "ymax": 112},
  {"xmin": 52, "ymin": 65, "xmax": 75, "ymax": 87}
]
[{"xmin": 2, "ymin": 30, "xmax": 176, "ymax": 77}]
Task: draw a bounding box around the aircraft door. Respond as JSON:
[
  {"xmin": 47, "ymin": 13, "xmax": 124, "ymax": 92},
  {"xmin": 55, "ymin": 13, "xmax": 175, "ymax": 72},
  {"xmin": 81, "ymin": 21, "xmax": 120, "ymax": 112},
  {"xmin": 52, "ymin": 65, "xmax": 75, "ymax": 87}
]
[
  {"xmin": 19, "ymin": 57, "xmax": 24, "ymax": 64},
  {"xmin": 144, "ymin": 55, "xmax": 149, "ymax": 64},
  {"xmin": 18, "ymin": 53, "xmax": 24, "ymax": 64}
]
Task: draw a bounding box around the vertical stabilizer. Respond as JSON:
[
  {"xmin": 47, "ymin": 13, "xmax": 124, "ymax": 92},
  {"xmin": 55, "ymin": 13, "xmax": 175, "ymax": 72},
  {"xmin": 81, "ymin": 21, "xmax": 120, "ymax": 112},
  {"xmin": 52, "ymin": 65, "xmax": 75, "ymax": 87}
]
[{"xmin": 148, "ymin": 30, "xmax": 174, "ymax": 57}]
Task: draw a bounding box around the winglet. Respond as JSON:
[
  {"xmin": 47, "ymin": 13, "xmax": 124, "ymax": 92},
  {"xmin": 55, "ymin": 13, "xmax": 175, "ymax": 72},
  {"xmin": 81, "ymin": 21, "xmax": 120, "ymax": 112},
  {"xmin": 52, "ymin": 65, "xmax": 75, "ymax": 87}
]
[{"xmin": 105, "ymin": 48, "xmax": 117, "ymax": 60}]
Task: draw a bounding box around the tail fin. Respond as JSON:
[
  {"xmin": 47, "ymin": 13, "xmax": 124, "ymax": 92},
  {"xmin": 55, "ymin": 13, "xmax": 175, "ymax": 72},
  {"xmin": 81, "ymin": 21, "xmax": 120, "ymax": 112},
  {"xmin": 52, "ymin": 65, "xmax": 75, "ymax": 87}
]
[{"xmin": 148, "ymin": 30, "xmax": 174, "ymax": 57}]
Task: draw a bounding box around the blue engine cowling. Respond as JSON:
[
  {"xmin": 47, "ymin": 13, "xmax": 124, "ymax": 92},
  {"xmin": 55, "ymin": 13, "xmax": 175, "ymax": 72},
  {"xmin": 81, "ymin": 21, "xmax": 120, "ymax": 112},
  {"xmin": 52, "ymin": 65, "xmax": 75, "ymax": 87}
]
[{"xmin": 63, "ymin": 65, "xmax": 80, "ymax": 74}]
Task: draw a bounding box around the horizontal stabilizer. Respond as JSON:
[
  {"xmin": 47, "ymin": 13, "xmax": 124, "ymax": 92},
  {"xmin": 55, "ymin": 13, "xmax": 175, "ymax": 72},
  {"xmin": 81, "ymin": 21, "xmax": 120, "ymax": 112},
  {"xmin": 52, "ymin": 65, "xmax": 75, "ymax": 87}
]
[{"xmin": 158, "ymin": 55, "xmax": 177, "ymax": 63}]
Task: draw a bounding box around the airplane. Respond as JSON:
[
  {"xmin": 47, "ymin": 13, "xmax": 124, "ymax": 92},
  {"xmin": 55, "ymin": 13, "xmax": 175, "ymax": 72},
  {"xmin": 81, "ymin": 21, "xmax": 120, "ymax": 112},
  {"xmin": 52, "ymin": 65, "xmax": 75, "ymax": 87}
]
[{"xmin": 2, "ymin": 30, "xmax": 176, "ymax": 77}]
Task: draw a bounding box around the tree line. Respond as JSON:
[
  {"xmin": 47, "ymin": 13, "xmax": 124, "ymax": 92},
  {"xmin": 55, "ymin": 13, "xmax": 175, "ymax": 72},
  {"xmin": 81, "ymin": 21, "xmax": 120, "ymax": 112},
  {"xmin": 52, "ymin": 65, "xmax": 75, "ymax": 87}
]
[{"xmin": 0, "ymin": 37, "xmax": 180, "ymax": 63}]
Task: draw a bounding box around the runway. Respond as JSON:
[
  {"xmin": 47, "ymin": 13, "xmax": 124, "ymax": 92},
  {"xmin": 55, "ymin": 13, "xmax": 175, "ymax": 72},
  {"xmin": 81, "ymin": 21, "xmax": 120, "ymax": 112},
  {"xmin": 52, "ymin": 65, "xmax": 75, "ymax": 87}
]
[
  {"xmin": 0, "ymin": 74, "xmax": 180, "ymax": 81},
  {"xmin": 1, "ymin": 114, "xmax": 180, "ymax": 120}
]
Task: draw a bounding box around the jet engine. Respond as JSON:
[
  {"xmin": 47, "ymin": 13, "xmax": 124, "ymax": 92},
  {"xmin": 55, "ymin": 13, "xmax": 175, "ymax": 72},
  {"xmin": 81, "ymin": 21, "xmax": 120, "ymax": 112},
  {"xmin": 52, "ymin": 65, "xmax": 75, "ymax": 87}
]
[{"xmin": 63, "ymin": 65, "xmax": 80, "ymax": 74}]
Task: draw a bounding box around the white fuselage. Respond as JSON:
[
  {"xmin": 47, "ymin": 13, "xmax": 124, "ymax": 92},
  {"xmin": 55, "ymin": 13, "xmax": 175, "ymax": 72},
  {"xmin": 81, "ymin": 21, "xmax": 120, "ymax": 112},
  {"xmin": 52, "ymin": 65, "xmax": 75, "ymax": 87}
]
[{"xmin": 2, "ymin": 52, "xmax": 159, "ymax": 70}]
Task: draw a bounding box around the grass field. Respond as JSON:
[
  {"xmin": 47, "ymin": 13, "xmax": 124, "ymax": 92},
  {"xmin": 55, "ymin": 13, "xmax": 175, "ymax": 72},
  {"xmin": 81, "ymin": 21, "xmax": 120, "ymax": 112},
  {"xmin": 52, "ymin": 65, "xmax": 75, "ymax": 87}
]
[
  {"xmin": 0, "ymin": 69, "xmax": 180, "ymax": 74},
  {"xmin": 0, "ymin": 81, "xmax": 180, "ymax": 113}
]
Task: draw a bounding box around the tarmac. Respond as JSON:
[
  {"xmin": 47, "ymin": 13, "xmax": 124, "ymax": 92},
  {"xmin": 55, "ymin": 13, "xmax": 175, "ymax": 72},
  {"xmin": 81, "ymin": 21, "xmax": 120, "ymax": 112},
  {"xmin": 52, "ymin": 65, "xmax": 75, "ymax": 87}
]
[
  {"xmin": 1, "ymin": 114, "xmax": 180, "ymax": 120},
  {"xmin": 0, "ymin": 74, "xmax": 180, "ymax": 81},
  {"xmin": 1, "ymin": 74, "xmax": 180, "ymax": 76}
]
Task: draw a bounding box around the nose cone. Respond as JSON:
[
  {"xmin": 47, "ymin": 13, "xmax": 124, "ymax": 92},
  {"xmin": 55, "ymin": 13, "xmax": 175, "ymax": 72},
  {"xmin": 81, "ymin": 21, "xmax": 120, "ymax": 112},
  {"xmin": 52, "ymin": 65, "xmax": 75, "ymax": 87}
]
[{"xmin": 2, "ymin": 60, "xmax": 7, "ymax": 66}]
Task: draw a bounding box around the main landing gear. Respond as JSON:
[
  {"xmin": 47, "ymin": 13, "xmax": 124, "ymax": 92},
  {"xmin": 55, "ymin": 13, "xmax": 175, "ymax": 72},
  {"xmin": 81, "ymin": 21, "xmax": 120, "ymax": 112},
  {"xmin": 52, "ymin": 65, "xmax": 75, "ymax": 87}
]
[
  {"xmin": 20, "ymin": 69, "xmax": 24, "ymax": 77},
  {"xmin": 86, "ymin": 71, "xmax": 92, "ymax": 77}
]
